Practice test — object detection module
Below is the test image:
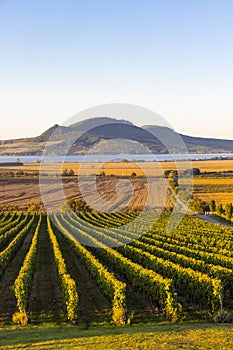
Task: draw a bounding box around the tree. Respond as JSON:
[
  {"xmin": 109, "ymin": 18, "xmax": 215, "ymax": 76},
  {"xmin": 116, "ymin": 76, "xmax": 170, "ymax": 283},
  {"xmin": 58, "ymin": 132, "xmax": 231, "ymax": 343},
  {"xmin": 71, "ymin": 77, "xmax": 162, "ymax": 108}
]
[
  {"xmin": 171, "ymin": 170, "xmax": 178, "ymax": 185},
  {"xmin": 63, "ymin": 169, "xmax": 75, "ymax": 176},
  {"xmin": 98, "ymin": 171, "xmax": 105, "ymax": 177},
  {"xmin": 61, "ymin": 198, "xmax": 92, "ymax": 213},
  {"xmin": 225, "ymin": 203, "xmax": 233, "ymax": 221},
  {"xmin": 203, "ymin": 203, "xmax": 210, "ymax": 215},
  {"xmin": 16, "ymin": 171, "xmax": 24, "ymax": 177},
  {"xmin": 189, "ymin": 198, "xmax": 206, "ymax": 214},
  {"xmin": 192, "ymin": 168, "xmax": 201, "ymax": 176},
  {"xmin": 164, "ymin": 170, "xmax": 171, "ymax": 178},
  {"xmin": 209, "ymin": 199, "xmax": 216, "ymax": 213},
  {"xmin": 216, "ymin": 203, "xmax": 224, "ymax": 216},
  {"xmin": 167, "ymin": 170, "xmax": 179, "ymax": 194},
  {"xmin": 63, "ymin": 169, "xmax": 69, "ymax": 176}
]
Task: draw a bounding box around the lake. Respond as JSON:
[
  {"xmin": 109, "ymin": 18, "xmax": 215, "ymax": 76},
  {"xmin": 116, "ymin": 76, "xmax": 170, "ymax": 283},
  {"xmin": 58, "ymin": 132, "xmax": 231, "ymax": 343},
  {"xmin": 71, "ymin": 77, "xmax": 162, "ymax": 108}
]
[{"xmin": 0, "ymin": 153, "xmax": 232, "ymax": 163}]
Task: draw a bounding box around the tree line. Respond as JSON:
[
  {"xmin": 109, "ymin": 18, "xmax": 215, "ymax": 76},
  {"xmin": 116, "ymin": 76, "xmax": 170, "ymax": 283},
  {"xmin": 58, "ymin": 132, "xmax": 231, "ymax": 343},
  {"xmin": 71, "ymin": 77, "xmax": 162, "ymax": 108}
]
[{"xmin": 190, "ymin": 198, "xmax": 233, "ymax": 222}]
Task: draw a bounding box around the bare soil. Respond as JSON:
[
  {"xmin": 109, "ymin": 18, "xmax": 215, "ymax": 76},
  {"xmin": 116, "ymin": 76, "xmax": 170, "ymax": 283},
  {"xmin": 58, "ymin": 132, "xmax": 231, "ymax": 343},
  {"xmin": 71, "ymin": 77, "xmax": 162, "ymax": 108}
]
[{"xmin": 0, "ymin": 177, "xmax": 173, "ymax": 212}]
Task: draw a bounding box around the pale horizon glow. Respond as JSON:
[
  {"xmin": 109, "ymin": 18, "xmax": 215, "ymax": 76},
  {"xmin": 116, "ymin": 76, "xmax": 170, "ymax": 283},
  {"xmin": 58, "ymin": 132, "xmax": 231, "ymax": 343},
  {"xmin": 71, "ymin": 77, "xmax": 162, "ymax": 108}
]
[{"xmin": 0, "ymin": 0, "xmax": 233, "ymax": 140}]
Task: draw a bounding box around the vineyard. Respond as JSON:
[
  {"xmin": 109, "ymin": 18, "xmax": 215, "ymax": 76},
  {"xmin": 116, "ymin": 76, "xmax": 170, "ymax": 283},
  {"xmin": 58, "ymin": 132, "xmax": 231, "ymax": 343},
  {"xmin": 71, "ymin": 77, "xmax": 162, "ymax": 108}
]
[{"xmin": 0, "ymin": 210, "xmax": 233, "ymax": 326}]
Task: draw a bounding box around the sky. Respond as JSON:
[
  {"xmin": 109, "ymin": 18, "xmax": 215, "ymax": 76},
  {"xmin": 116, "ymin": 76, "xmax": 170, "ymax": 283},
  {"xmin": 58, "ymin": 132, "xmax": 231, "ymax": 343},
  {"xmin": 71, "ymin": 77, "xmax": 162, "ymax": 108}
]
[{"xmin": 0, "ymin": 0, "xmax": 233, "ymax": 140}]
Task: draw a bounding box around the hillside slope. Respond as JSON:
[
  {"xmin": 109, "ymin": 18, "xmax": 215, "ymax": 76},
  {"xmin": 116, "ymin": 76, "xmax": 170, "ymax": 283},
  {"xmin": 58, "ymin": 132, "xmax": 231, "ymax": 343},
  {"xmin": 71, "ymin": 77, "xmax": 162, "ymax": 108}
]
[{"xmin": 0, "ymin": 117, "xmax": 233, "ymax": 156}]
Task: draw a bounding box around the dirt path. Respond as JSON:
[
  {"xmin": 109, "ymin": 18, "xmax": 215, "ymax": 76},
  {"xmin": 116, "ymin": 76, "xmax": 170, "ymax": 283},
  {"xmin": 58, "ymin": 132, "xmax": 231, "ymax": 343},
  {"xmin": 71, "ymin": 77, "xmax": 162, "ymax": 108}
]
[
  {"xmin": 195, "ymin": 214, "xmax": 233, "ymax": 228},
  {"xmin": 167, "ymin": 187, "xmax": 233, "ymax": 229},
  {"xmin": 28, "ymin": 216, "xmax": 65, "ymax": 322},
  {"xmin": 0, "ymin": 218, "xmax": 38, "ymax": 323}
]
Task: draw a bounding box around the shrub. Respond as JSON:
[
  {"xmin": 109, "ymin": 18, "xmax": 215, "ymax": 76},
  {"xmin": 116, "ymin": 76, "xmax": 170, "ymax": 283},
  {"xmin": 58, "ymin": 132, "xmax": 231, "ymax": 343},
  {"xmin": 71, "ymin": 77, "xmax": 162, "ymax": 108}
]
[
  {"xmin": 12, "ymin": 311, "xmax": 29, "ymax": 325},
  {"xmin": 214, "ymin": 310, "xmax": 233, "ymax": 323},
  {"xmin": 112, "ymin": 306, "xmax": 127, "ymax": 325}
]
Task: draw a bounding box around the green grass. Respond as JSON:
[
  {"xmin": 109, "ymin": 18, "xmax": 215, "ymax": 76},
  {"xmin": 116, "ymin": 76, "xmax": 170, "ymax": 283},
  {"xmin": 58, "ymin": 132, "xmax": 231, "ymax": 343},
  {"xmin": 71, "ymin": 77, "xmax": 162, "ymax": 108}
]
[{"xmin": 0, "ymin": 322, "xmax": 232, "ymax": 349}]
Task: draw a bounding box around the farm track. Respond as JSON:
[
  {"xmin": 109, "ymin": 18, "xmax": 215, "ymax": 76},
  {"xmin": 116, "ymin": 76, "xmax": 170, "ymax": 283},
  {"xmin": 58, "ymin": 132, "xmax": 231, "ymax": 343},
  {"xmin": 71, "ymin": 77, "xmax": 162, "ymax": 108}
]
[
  {"xmin": 54, "ymin": 225, "xmax": 112, "ymax": 324},
  {"xmin": 0, "ymin": 218, "xmax": 38, "ymax": 322},
  {"xmin": 28, "ymin": 216, "xmax": 65, "ymax": 322},
  {"xmin": 195, "ymin": 214, "xmax": 233, "ymax": 229}
]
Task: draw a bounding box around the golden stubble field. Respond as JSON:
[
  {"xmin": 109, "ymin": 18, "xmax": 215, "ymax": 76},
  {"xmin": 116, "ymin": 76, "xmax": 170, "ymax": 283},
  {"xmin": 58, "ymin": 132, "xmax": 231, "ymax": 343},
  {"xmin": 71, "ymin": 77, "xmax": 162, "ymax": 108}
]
[
  {"xmin": 190, "ymin": 160, "xmax": 233, "ymax": 204},
  {"xmin": 192, "ymin": 182, "xmax": 233, "ymax": 204},
  {"xmin": 0, "ymin": 159, "xmax": 233, "ymax": 209},
  {"xmin": 1, "ymin": 158, "xmax": 233, "ymax": 174},
  {"xmin": 0, "ymin": 176, "xmax": 173, "ymax": 212}
]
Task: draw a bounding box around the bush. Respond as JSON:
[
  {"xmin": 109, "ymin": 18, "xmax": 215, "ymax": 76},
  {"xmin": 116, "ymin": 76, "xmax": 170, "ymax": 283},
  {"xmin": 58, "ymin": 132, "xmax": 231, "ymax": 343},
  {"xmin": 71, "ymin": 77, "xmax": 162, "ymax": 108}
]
[
  {"xmin": 12, "ymin": 311, "xmax": 29, "ymax": 325},
  {"xmin": 28, "ymin": 201, "xmax": 44, "ymax": 214},
  {"xmin": 112, "ymin": 306, "xmax": 127, "ymax": 325},
  {"xmin": 214, "ymin": 310, "xmax": 233, "ymax": 323}
]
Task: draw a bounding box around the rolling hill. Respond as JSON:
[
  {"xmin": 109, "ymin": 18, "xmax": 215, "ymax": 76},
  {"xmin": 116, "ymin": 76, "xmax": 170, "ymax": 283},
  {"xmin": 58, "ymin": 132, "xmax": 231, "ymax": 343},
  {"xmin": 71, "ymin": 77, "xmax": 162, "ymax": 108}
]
[{"xmin": 0, "ymin": 117, "xmax": 233, "ymax": 156}]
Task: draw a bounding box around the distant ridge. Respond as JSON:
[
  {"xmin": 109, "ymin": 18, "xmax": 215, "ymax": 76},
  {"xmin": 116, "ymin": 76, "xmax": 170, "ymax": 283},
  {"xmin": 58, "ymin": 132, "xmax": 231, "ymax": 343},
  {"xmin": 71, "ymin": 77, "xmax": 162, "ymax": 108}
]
[
  {"xmin": 0, "ymin": 117, "xmax": 233, "ymax": 156},
  {"xmin": 70, "ymin": 117, "xmax": 133, "ymax": 130},
  {"xmin": 142, "ymin": 125, "xmax": 233, "ymax": 153}
]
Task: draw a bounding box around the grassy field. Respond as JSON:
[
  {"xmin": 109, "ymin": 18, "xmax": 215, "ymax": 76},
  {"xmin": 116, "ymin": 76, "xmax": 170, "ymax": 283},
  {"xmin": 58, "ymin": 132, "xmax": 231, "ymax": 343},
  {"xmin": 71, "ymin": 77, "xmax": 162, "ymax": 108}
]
[{"xmin": 0, "ymin": 322, "xmax": 232, "ymax": 349}]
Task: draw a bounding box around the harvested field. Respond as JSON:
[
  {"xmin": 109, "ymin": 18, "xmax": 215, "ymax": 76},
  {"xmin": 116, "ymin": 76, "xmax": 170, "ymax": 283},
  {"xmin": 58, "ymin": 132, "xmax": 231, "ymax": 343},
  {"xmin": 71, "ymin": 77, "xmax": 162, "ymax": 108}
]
[
  {"xmin": 191, "ymin": 176, "xmax": 233, "ymax": 205},
  {"xmin": 0, "ymin": 159, "xmax": 232, "ymax": 210},
  {"xmin": 193, "ymin": 192, "xmax": 233, "ymax": 205},
  {"xmin": 1, "ymin": 159, "xmax": 233, "ymax": 175},
  {"xmin": 0, "ymin": 177, "xmax": 173, "ymax": 212},
  {"xmin": 189, "ymin": 159, "xmax": 233, "ymax": 172}
]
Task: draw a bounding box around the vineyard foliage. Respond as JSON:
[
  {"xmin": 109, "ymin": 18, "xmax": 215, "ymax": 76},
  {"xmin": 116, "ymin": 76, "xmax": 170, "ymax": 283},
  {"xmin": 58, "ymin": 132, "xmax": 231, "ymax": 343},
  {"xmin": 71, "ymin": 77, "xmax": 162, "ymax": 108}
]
[
  {"xmin": 47, "ymin": 215, "xmax": 79, "ymax": 323},
  {"xmin": 0, "ymin": 214, "xmax": 35, "ymax": 279},
  {"xmin": 14, "ymin": 215, "xmax": 41, "ymax": 314},
  {"xmin": 0, "ymin": 211, "xmax": 233, "ymax": 325}
]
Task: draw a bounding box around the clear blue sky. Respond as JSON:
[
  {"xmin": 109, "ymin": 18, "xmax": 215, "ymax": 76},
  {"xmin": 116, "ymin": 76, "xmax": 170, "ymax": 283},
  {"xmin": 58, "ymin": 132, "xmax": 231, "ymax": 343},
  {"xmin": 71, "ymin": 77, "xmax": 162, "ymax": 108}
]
[{"xmin": 0, "ymin": 0, "xmax": 233, "ymax": 140}]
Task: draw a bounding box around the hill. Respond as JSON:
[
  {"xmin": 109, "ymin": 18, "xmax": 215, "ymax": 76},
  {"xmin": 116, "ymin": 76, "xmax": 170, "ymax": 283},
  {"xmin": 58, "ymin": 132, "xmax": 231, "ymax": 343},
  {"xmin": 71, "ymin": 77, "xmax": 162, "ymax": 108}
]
[{"xmin": 0, "ymin": 117, "xmax": 233, "ymax": 156}]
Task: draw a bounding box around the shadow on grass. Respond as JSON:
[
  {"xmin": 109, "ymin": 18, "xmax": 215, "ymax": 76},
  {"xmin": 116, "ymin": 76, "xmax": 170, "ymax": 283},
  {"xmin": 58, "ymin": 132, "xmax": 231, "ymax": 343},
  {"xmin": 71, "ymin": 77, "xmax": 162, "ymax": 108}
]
[{"xmin": 0, "ymin": 321, "xmax": 232, "ymax": 347}]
